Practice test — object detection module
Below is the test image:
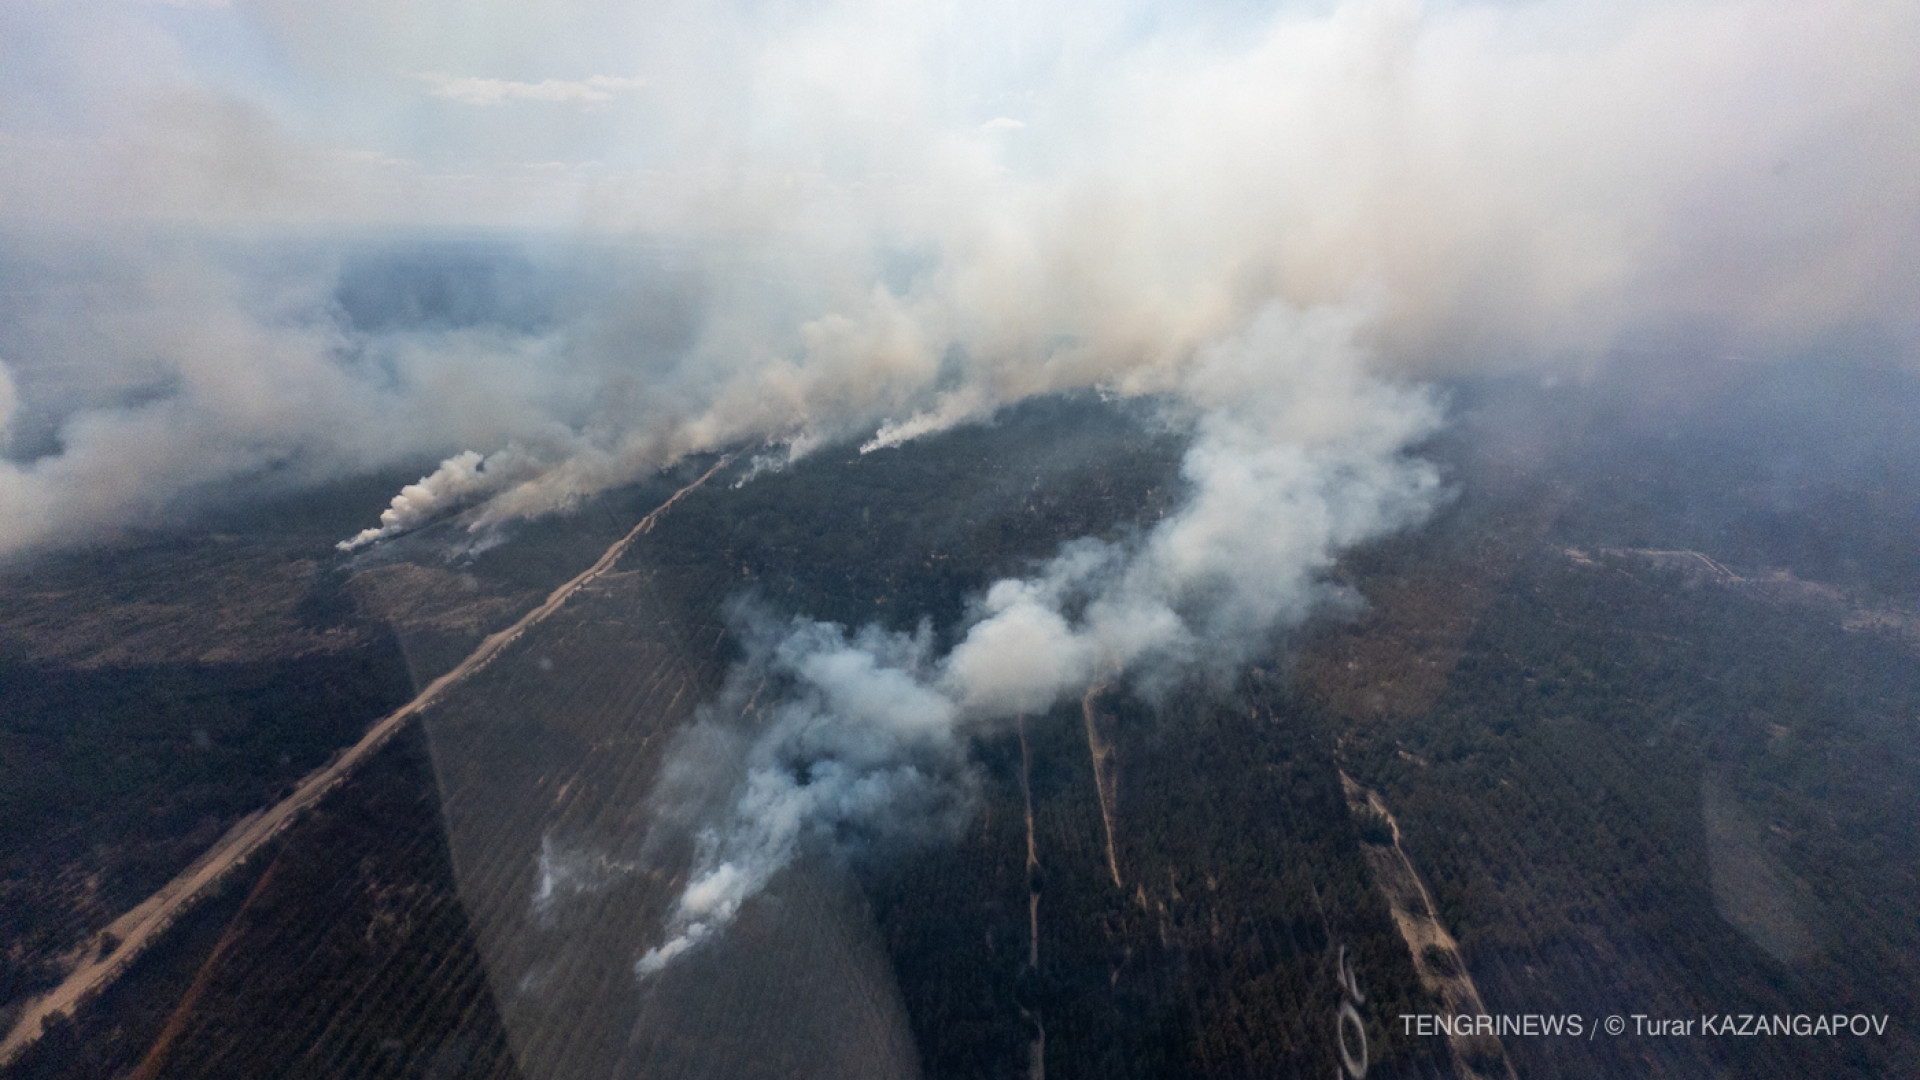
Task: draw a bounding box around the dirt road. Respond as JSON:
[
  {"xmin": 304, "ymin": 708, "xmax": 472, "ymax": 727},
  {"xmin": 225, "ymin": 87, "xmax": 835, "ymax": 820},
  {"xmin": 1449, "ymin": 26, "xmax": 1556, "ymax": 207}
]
[{"xmin": 0, "ymin": 455, "xmax": 734, "ymax": 1064}]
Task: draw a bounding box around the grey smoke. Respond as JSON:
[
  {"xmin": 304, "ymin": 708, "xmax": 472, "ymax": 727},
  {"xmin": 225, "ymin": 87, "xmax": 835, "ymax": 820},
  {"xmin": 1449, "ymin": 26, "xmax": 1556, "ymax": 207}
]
[
  {"xmin": 2, "ymin": 1, "xmax": 1915, "ymax": 556},
  {"xmin": 326, "ymin": 0, "xmax": 1920, "ymax": 549},
  {"xmin": 338, "ymin": 445, "xmax": 543, "ymax": 551},
  {"xmin": 636, "ymin": 615, "xmax": 974, "ymax": 974},
  {"xmin": 0, "ymin": 236, "xmax": 603, "ymax": 556},
  {"xmin": 635, "ymin": 305, "xmax": 1444, "ymax": 973}
]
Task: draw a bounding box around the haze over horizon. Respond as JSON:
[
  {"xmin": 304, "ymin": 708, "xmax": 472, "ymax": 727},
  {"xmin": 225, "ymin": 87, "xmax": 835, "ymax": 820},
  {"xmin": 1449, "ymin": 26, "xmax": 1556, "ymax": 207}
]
[{"xmin": 2, "ymin": 0, "xmax": 1916, "ymax": 559}]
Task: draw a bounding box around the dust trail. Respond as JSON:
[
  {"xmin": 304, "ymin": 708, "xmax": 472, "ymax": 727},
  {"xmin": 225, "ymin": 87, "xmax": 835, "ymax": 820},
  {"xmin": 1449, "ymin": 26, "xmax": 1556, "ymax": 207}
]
[
  {"xmin": 1081, "ymin": 683, "xmax": 1123, "ymax": 889},
  {"xmin": 0, "ymin": 453, "xmax": 736, "ymax": 1066}
]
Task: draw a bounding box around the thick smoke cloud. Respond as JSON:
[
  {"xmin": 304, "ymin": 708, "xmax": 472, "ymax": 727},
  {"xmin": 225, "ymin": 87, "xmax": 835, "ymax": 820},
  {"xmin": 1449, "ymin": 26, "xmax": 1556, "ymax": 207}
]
[
  {"xmin": 636, "ymin": 615, "xmax": 976, "ymax": 974},
  {"xmin": 0, "ymin": 236, "xmax": 595, "ymax": 555},
  {"xmin": 338, "ymin": 446, "xmax": 544, "ymax": 550},
  {"xmin": 1, "ymin": 1, "xmax": 1915, "ymax": 556},
  {"xmin": 636, "ymin": 306, "xmax": 1444, "ymax": 972}
]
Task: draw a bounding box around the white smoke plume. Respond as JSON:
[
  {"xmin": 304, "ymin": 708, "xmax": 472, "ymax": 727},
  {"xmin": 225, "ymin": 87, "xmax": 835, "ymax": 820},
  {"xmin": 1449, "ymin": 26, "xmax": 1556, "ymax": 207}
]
[
  {"xmin": 319, "ymin": 0, "xmax": 1918, "ymax": 547},
  {"xmin": 636, "ymin": 305, "xmax": 1444, "ymax": 974},
  {"xmin": 636, "ymin": 615, "xmax": 975, "ymax": 974},
  {"xmin": 0, "ymin": 235, "xmax": 597, "ymax": 556},
  {"xmin": 337, "ymin": 445, "xmax": 543, "ymax": 551},
  {"xmin": 4, "ymin": 1, "xmax": 1914, "ymax": 555}
]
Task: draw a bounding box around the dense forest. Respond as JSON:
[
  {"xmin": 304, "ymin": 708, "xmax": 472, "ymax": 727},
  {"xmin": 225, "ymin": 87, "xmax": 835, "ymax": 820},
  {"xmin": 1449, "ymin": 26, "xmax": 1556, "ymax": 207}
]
[
  {"xmin": 8, "ymin": 364, "xmax": 1916, "ymax": 1078},
  {"xmin": 1330, "ymin": 547, "xmax": 1920, "ymax": 1078}
]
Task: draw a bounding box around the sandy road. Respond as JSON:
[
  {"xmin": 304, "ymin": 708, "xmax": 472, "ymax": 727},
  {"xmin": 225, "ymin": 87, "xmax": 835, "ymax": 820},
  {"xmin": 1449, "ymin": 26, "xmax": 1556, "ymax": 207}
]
[
  {"xmin": 1338, "ymin": 770, "xmax": 1517, "ymax": 1080},
  {"xmin": 1080, "ymin": 683, "xmax": 1124, "ymax": 890},
  {"xmin": 0, "ymin": 454, "xmax": 735, "ymax": 1064},
  {"xmin": 1014, "ymin": 712, "xmax": 1047, "ymax": 1080}
]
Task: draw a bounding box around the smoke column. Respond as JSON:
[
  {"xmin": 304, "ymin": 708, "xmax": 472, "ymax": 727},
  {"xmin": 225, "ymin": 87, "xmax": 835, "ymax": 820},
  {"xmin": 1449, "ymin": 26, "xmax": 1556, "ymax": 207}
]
[
  {"xmin": 338, "ymin": 446, "xmax": 546, "ymax": 550},
  {"xmin": 636, "ymin": 304, "xmax": 1444, "ymax": 973}
]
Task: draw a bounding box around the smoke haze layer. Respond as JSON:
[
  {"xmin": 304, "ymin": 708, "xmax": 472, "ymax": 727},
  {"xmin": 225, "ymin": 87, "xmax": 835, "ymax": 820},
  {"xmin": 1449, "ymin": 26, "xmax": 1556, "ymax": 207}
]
[
  {"xmin": 1, "ymin": 0, "xmax": 1916, "ymax": 555},
  {"xmin": 634, "ymin": 306, "xmax": 1444, "ymax": 972}
]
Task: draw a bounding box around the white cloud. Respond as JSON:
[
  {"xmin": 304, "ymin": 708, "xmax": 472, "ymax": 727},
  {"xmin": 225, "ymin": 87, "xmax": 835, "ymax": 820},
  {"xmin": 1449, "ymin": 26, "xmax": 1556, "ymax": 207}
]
[
  {"xmin": 413, "ymin": 72, "xmax": 644, "ymax": 106},
  {"xmin": 978, "ymin": 116, "xmax": 1025, "ymax": 131}
]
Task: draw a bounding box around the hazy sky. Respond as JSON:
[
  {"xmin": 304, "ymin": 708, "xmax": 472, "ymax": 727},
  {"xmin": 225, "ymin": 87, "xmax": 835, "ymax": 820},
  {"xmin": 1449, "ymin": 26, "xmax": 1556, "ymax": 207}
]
[
  {"xmin": 8, "ymin": 0, "xmax": 1917, "ymax": 318},
  {"xmin": 1, "ymin": 0, "xmax": 1917, "ymax": 555}
]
